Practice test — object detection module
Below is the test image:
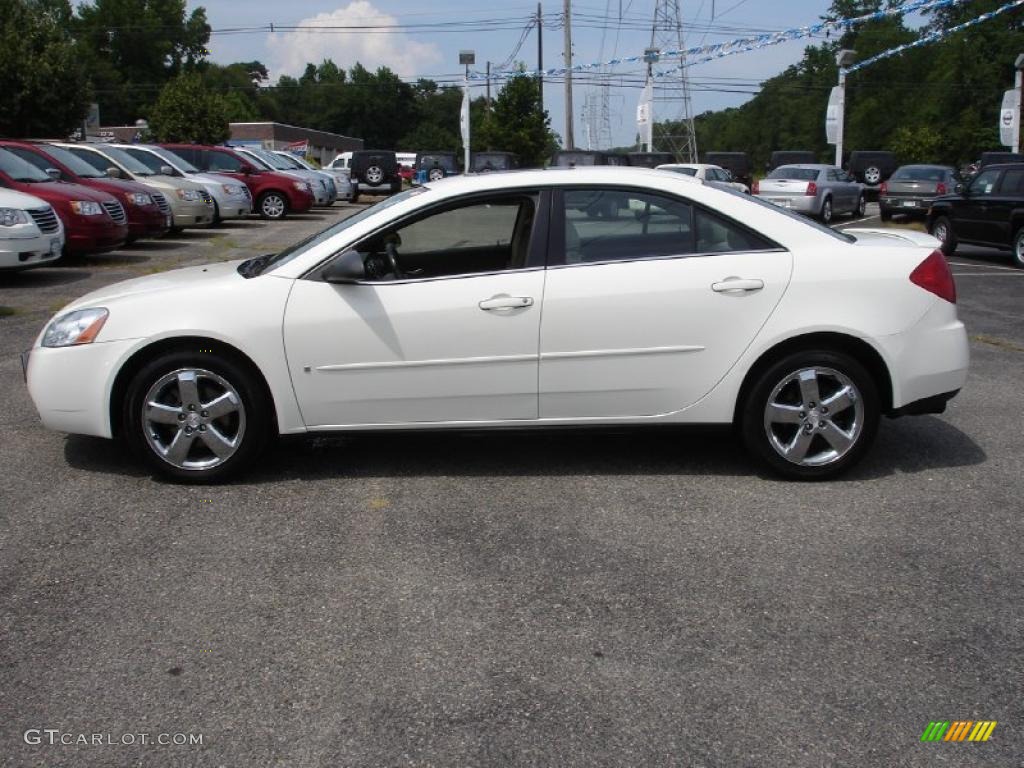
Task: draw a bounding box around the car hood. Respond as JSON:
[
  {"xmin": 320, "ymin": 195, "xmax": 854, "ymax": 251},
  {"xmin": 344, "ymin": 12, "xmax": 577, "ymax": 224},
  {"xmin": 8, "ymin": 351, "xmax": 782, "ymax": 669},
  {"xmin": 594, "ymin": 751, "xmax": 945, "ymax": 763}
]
[
  {"xmin": 0, "ymin": 187, "xmax": 50, "ymax": 208},
  {"xmin": 63, "ymin": 260, "xmax": 249, "ymax": 311}
]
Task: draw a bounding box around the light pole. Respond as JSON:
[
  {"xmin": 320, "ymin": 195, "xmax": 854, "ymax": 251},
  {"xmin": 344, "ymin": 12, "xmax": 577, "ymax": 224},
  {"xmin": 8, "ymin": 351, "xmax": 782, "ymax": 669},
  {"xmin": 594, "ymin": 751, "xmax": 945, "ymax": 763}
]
[
  {"xmin": 1015, "ymin": 53, "xmax": 1023, "ymax": 153},
  {"xmin": 459, "ymin": 50, "xmax": 475, "ymax": 172},
  {"xmin": 833, "ymin": 49, "xmax": 856, "ymax": 168}
]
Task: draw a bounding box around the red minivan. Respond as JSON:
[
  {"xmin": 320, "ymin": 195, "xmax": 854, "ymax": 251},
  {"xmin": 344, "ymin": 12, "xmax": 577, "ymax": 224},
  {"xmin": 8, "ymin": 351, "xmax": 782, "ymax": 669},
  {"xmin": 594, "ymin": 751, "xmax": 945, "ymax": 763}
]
[
  {"xmin": 160, "ymin": 144, "xmax": 315, "ymax": 220},
  {"xmin": 1, "ymin": 141, "xmax": 168, "ymax": 243},
  {"xmin": 0, "ymin": 147, "xmax": 127, "ymax": 255}
]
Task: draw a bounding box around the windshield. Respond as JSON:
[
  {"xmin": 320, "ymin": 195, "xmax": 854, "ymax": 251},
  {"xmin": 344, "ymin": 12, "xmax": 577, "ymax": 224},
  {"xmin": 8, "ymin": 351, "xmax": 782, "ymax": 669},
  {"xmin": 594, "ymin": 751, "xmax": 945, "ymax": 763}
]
[
  {"xmin": 238, "ymin": 150, "xmax": 272, "ymax": 170},
  {"xmin": 93, "ymin": 146, "xmax": 156, "ymax": 176},
  {"xmin": 120, "ymin": 147, "xmax": 172, "ymax": 174},
  {"xmin": 767, "ymin": 167, "xmax": 819, "ymax": 181},
  {"xmin": 0, "ymin": 148, "xmax": 52, "ymax": 182},
  {"xmin": 275, "ymin": 154, "xmax": 304, "ymax": 169},
  {"xmin": 251, "ymin": 149, "xmax": 292, "ymax": 171},
  {"xmin": 37, "ymin": 145, "xmax": 106, "ymax": 178},
  {"xmin": 891, "ymin": 167, "xmax": 949, "ymax": 182},
  {"xmin": 149, "ymin": 147, "xmax": 199, "ymax": 173},
  {"xmin": 240, "ymin": 187, "xmax": 428, "ymax": 276}
]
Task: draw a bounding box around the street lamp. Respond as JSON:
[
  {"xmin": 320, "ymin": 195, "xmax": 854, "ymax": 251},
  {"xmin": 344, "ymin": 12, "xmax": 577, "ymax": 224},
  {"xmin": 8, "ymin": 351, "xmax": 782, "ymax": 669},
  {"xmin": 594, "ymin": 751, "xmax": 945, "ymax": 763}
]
[
  {"xmin": 1014, "ymin": 54, "xmax": 1024, "ymax": 153},
  {"xmin": 832, "ymin": 49, "xmax": 856, "ymax": 167},
  {"xmin": 459, "ymin": 51, "xmax": 475, "ymax": 172}
]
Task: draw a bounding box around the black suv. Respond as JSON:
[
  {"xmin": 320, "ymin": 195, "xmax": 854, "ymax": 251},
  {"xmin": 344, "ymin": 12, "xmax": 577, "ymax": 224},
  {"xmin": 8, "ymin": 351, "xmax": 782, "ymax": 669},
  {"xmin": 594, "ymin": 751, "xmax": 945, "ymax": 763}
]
[
  {"xmin": 768, "ymin": 150, "xmax": 816, "ymax": 171},
  {"xmin": 927, "ymin": 163, "xmax": 1024, "ymax": 267},
  {"xmin": 415, "ymin": 151, "xmax": 460, "ymax": 182},
  {"xmin": 470, "ymin": 151, "xmax": 518, "ymax": 173},
  {"xmin": 350, "ymin": 151, "xmax": 401, "ymax": 198},
  {"xmin": 848, "ymin": 150, "xmax": 897, "ymax": 198}
]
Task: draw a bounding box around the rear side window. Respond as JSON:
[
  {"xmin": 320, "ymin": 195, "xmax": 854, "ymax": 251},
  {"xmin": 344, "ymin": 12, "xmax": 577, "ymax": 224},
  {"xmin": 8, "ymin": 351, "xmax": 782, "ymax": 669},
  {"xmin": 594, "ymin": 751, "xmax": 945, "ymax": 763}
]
[
  {"xmin": 768, "ymin": 167, "xmax": 819, "ymax": 181},
  {"xmin": 560, "ymin": 188, "xmax": 773, "ymax": 265},
  {"xmin": 997, "ymin": 169, "xmax": 1024, "ymax": 194}
]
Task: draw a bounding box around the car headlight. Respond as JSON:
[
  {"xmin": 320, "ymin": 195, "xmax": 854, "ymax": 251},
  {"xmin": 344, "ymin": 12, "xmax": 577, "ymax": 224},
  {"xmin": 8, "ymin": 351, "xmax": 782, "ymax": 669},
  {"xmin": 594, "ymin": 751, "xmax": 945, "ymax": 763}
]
[
  {"xmin": 175, "ymin": 189, "xmax": 201, "ymax": 201},
  {"xmin": 42, "ymin": 308, "xmax": 109, "ymax": 348},
  {"xmin": 128, "ymin": 192, "xmax": 153, "ymax": 206},
  {"xmin": 294, "ymin": 181, "xmax": 310, "ymax": 192},
  {"xmin": 70, "ymin": 200, "xmax": 103, "ymax": 216},
  {"xmin": 222, "ymin": 184, "xmax": 245, "ymax": 196},
  {"xmin": 0, "ymin": 207, "xmax": 30, "ymax": 226}
]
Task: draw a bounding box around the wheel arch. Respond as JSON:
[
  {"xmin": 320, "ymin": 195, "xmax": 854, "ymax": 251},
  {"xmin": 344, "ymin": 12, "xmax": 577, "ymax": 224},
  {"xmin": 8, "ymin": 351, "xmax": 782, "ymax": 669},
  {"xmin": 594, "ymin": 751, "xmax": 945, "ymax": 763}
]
[
  {"xmin": 733, "ymin": 331, "xmax": 894, "ymax": 424},
  {"xmin": 109, "ymin": 335, "xmax": 279, "ymax": 438}
]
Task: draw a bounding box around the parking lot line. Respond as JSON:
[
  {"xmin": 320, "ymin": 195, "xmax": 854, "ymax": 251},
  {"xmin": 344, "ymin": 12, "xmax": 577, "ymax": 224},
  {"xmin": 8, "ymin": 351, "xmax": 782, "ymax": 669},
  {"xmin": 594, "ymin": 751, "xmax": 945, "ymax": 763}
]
[{"xmin": 948, "ymin": 260, "xmax": 1019, "ymax": 272}]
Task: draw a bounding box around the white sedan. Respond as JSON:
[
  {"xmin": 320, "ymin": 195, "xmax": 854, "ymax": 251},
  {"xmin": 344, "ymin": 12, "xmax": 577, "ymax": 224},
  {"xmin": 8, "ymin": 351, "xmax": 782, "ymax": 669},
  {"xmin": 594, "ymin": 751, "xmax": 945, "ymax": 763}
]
[
  {"xmin": 657, "ymin": 163, "xmax": 750, "ymax": 193},
  {"xmin": 24, "ymin": 168, "xmax": 968, "ymax": 482}
]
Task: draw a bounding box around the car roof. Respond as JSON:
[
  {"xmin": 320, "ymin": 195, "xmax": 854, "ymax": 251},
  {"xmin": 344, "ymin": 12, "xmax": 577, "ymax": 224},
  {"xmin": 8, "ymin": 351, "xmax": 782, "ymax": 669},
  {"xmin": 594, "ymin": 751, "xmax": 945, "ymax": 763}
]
[
  {"xmin": 421, "ymin": 166, "xmax": 703, "ymax": 193},
  {"xmin": 978, "ymin": 162, "xmax": 1024, "ymax": 170},
  {"xmin": 773, "ymin": 164, "xmax": 831, "ymax": 170}
]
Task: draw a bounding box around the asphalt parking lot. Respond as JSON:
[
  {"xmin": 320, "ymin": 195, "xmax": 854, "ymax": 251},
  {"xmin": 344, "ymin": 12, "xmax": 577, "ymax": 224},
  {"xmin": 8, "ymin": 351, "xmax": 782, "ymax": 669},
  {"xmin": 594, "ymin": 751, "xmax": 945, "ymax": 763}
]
[{"xmin": 1, "ymin": 202, "xmax": 1022, "ymax": 767}]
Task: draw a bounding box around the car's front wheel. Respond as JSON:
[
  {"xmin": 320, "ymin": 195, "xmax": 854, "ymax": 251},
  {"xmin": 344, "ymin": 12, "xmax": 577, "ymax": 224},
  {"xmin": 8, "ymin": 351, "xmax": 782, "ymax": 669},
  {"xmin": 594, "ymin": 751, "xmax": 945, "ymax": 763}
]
[
  {"xmin": 930, "ymin": 215, "xmax": 957, "ymax": 255},
  {"xmin": 257, "ymin": 191, "xmax": 288, "ymax": 220},
  {"xmin": 123, "ymin": 349, "xmax": 270, "ymax": 482},
  {"xmin": 1012, "ymin": 226, "xmax": 1024, "ymax": 269},
  {"xmin": 739, "ymin": 350, "xmax": 880, "ymax": 480},
  {"xmin": 855, "ymin": 195, "xmax": 866, "ymax": 218}
]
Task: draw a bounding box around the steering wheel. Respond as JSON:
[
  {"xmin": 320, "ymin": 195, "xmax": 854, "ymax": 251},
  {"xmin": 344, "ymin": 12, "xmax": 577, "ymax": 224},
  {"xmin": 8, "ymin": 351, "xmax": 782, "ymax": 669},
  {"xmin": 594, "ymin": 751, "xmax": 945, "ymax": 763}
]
[{"xmin": 383, "ymin": 236, "xmax": 404, "ymax": 279}]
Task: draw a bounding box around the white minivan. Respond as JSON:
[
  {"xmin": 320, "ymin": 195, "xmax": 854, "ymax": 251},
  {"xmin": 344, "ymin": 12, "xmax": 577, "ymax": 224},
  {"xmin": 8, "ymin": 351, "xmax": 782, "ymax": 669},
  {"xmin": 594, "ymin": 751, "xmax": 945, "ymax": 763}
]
[{"xmin": 0, "ymin": 188, "xmax": 65, "ymax": 270}]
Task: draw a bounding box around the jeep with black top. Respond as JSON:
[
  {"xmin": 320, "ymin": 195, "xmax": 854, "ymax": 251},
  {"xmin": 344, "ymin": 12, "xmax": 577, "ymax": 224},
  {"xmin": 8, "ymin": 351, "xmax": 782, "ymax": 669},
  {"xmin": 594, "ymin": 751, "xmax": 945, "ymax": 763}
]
[
  {"xmin": 350, "ymin": 151, "xmax": 401, "ymax": 200},
  {"xmin": 848, "ymin": 150, "xmax": 897, "ymax": 199}
]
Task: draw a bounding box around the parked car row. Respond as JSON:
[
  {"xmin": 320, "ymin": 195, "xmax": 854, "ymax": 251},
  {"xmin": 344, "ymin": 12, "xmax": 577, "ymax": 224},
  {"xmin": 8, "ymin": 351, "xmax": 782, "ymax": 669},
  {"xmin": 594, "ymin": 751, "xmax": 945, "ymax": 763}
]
[{"xmin": 0, "ymin": 141, "xmax": 354, "ymax": 271}]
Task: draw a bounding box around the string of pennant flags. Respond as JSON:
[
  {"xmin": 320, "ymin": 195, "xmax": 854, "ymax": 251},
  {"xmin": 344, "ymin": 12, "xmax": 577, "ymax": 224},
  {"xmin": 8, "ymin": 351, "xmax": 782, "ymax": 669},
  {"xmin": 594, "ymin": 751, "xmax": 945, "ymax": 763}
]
[{"xmin": 470, "ymin": 0, "xmax": 1005, "ymax": 83}]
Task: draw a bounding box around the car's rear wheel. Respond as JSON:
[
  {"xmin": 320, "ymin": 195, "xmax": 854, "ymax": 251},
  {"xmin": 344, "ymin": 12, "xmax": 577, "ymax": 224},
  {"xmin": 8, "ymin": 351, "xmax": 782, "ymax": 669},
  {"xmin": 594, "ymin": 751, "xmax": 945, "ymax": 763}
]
[
  {"xmin": 855, "ymin": 195, "xmax": 866, "ymax": 218},
  {"xmin": 123, "ymin": 349, "xmax": 270, "ymax": 483},
  {"xmin": 257, "ymin": 191, "xmax": 288, "ymax": 220},
  {"xmin": 740, "ymin": 350, "xmax": 879, "ymax": 480},
  {"xmin": 819, "ymin": 197, "xmax": 833, "ymax": 224},
  {"xmin": 1013, "ymin": 226, "xmax": 1024, "ymax": 268},
  {"xmin": 930, "ymin": 215, "xmax": 957, "ymax": 255}
]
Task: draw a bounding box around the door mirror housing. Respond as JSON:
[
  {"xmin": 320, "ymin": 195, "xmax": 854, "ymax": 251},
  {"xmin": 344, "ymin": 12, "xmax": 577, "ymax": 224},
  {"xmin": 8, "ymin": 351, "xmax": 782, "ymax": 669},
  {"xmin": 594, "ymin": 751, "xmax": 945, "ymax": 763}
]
[
  {"xmin": 45, "ymin": 167, "xmax": 62, "ymax": 180},
  {"xmin": 241, "ymin": 164, "xmax": 256, "ymax": 175},
  {"xmin": 106, "ymin": 166, "xmax": 123, "ymax": 179},
  {"xmin": 955, "ymin": 182, "xmax": 966, "ymax": 195},
  {"xmin": 159, "ymin": 165, "xmax": 176, "ymax": 176},
  {"xmin": 322, "ymin": 250, "xmax": 366, "ymax": 284}
]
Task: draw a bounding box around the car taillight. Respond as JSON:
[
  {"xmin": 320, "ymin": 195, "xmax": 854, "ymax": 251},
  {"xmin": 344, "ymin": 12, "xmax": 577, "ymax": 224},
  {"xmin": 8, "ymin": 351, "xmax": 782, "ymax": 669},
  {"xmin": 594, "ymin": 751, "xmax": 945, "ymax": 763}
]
[
  {"xmin": 805, "ymin": 181, "xmax": 817, "ymax": 196},
  {"xmin": 909, "ymin": 249, "xmax": 956, "ymax": 303},
  {"xmin": 879, "ymin": 181, "xmax": 888, "ymax": 195},
  {"xmin": 936, "ymin": 182, "xmax": 947, "ymax": 195},
  {"xmin": 752, "ymin": 179, "xmax": 759, "ymax": 194}
]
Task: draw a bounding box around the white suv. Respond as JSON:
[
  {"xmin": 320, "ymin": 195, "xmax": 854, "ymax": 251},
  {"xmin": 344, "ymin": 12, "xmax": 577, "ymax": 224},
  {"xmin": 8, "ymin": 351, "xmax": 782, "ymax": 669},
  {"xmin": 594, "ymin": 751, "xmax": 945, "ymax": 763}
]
[{"xmin": 0, "ymin": 188, "xmax": 65, "ymax": 270}]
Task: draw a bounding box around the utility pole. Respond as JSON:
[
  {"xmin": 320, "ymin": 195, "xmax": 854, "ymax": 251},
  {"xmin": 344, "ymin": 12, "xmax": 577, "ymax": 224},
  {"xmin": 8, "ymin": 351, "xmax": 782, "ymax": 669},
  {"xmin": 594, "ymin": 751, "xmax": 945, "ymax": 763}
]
[
  {"xmin": 486, "ymin": 61, "xmax": 491, "ymax": 109},
  {"xmin": 563, "ymin": 0, "xmax": 574, "ymax": 149},
  {"xmin": 1015, "ymin": 54, "xmax": 1023, "ymax": 153},
  {"xmin": 537, "ymin": 3, "xmax": 544, "ymax": 111}
]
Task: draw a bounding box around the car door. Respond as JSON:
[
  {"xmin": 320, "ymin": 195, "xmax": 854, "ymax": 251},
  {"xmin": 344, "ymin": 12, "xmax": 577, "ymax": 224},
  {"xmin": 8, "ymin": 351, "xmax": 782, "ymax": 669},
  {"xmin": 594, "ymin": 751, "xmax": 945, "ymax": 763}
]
[
  {"xmin": 989, "ymin": 168, "xmax": 1024, "ymax": 246},
  {"xmin": 539, "ymin": 187, "xmax": 792, "ymax": 419},
  {"xmin": 958, "ymin": 168, "xmax": 1001, "ymax": 243},
  {"xmin": 826, "ymin": 169, "xmax": 849, "ymax": 211},
  {"xmin": 283, "ymin": 191, "xmax": 548, "ymax": 427}
]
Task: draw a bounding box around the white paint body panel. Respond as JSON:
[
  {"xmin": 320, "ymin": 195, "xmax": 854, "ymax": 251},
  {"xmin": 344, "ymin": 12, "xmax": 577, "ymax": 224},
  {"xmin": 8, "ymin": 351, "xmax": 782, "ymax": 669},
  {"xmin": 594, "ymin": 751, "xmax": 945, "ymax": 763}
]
[{"xmin": 24, "ymin": 167, "xmax": 969, "ymax": 443}]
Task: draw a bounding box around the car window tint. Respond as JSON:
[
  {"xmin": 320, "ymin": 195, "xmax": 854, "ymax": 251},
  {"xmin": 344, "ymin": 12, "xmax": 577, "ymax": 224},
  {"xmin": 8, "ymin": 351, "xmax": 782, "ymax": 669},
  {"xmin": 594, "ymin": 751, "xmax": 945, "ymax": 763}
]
[
  {"xmin": 970, "ymin": 169, "xmax": 1000, "ymax": 196},
  {"xmin": 892, "ymin": 167, "xmax": 946, "ymax": 182},
  {"xmin": 768, "ymin": 167, "xmax": 819, "ymax": 181},
  {"xmin": 207, "ymin": 151, "xmax": 244, "ymax": 172},
  {"xmin": 997, "ymin": 169, "xmax": 1024, "ymax": 194},
  {"xmin": 563, "ymin": 189, "xmax": 694, "ymax": 264},
  {"xmin": 5, "ymin": 147, "xmax": 71, "ymax": 180},
  {"xmin": 695, "ymin": 208, "xmax": 775, "ymax": 253}
]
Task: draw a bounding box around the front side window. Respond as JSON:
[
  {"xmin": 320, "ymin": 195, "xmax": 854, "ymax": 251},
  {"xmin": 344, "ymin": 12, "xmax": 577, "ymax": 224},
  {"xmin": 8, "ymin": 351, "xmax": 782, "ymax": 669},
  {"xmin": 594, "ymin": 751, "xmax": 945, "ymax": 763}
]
[
  {"xmin": 207, "ymin": 151, "xmax": 245, "ymax": 173},
  {"xmin": 0, "ymin": 148, "xmax": 51, "ymax": 182},
  {"xmin": 970, "ymin": 169, "xmax": 1000, "ymax": 196},
  {"xmin": 347, "ymin": 194, "xmax": 539, "ymax": 281},
  {"xmin": 997, "ymin": 169, "xmax": 1024, "ymax": 194}
]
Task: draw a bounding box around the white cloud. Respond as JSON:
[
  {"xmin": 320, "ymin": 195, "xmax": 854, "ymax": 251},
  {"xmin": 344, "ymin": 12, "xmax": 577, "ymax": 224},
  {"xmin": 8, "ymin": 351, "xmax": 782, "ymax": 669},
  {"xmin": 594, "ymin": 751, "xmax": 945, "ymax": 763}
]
[{"xmin": 266, "ymin": 1, "xmax": 443, "ymax": 79}]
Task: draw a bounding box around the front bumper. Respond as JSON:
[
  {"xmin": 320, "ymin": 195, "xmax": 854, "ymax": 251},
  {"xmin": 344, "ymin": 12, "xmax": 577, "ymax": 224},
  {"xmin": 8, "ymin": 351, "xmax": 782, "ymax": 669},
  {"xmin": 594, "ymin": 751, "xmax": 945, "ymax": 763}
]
[
  {"xmin": 66, "ymin": 220, "xmax": 128, "ymax": 254},
  {"xmin": 25, "ymin": 337, "xmax": 142, "ymax": 438},
  {"xmin": 126, "ymin": 207, "xmax": 170, "ymax": 240},
  {"xmin": 0, "ymin": 232, "xmax": 63, "ymax": 269},
  {"xmin": 170, "ymin": 198, "xmax": 215, "ymax": 228}
]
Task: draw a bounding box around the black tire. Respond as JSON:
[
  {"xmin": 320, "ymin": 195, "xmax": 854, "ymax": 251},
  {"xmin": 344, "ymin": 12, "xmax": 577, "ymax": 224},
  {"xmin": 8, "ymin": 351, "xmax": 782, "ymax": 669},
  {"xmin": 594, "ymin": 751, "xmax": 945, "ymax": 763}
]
[
  {"xmin": 819, "ymin": 197, "xmax": 833, "ymax": 224},
  {"xmin": 854, "ymin": 195, "xmax": 866, "ymax": 218},
  {"xmin": 1012, "ymin": 225, "xmax": 1024, "ymax": 269},
  {"xmin": 930, "ymin": 215, "xmax": 957, "ymax": 255},
  {"xmin": 168, "ymin": 226, "xmax": 184, "ymax": 236},
  {"xmin": 257, "ymin": 191, "xmax": 289, "ymax": 220},
  {"xmin": 212, "ymin": 199, "xmax": 222, "ymax": 224},
  {"xmin": 123, "ymin": 347, "xmax": 270, "ymax": 483},
  {"xmin": 880, "ymin": 207, "xmax": 892, "ymax": 222},
  {"xmin": 350, "ymin": 192, "xmax": 360, "ymax": 204},
  {"xmin": 739, "ymin": 349, "xmax": 880, "ymax": 480}
]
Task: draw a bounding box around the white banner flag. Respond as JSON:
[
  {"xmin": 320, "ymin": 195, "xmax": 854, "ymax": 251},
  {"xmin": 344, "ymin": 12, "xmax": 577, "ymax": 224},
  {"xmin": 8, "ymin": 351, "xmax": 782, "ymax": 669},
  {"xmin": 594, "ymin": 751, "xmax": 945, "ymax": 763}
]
[
  {"xmin": 637, "ymin": 78, "xmax": 653, "ymax": 151},
  {"xmin": 825, "ymin": 86, "xmax": 842, "ymax": 145},
  {"xmin": 999, "ymin": 88, "xmax": 1019, "ymax": 149},
  {"xmin": 460, "ymin": 85, "xmax": 470, "ymax": 145}
]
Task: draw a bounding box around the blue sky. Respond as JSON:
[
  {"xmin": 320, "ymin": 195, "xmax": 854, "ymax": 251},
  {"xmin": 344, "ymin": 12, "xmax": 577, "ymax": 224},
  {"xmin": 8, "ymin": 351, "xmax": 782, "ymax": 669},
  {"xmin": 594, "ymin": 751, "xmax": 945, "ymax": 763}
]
[{"xmin": 196, "ymin": 0, "xmax": 877, "ymax": 147}]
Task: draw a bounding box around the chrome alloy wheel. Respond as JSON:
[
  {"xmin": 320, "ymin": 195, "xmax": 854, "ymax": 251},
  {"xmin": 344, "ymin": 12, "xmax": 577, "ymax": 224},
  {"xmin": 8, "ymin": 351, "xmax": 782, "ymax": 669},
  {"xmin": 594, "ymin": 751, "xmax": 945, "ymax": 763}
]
[
  {"xmin": 864, "ymin": 166, "xmax": 882, "ymax": 185},
  {"xmin": 365, "ymin": 165, "xmax": 384, "ymax": 184},
  {"xmin": 763, "ymin": 366, "xmax": 864, "ymax": 467},
  {"xmin": 142, "ymin": 368, "xmax": 246, "ymax": 471},
  {"xmin": 261, "ymin": 194, "xmax": 286, "ymax": 218},
  {"xmin": 932, "ymin": 220, "xmax": 949, "ymax": 243},
  {"xmin": 1015, "ymin": 229, "xmax": 1024, "ymax": 266}
]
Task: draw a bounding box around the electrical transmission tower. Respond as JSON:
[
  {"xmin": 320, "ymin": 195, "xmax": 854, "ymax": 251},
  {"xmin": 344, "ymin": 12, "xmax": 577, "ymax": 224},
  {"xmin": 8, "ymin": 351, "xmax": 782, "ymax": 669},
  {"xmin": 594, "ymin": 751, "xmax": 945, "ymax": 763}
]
[
  {"xmin": 583, "ymin": 0, "xmax": 616, "ymax": 151},
  {"xmin": 648, "ymin": 0, "xmax": 698, "ymax": 162}
]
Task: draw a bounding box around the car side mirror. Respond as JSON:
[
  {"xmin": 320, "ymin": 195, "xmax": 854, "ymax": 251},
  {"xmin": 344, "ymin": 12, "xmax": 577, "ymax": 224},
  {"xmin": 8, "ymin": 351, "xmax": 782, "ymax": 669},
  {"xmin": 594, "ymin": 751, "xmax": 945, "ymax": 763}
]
[
  {"xmin": 159, "ymin": 165, "xmax": 176, "ymax": 176},
  {"xmin": 45, "ymin": 168, "xmax": 62, "ymax": 180},
  {"xmin": 322, "ymin": 250, "xmax": 366, "ymax": 284},
  {"xmin": 241, "ymin": 164, "xmax": 255, "ymax": 175},
  {"xmin": 106, "ymin": 166, "xmax": 123, "ymax": 179},
  {"xmin": 955, "ymin": 183, "xmax": 965, "ymax": 195}
]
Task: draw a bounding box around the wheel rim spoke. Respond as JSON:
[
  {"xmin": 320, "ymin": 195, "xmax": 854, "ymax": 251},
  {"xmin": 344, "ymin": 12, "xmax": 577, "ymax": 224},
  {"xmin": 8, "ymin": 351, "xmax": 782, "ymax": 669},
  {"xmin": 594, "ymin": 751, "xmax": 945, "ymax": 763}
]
[
  {"xmin": 767, "ymin": 403, "xmax": 804, "ymax": 424},
  {"xmin": 784, "ymin": 429, "xmax": 815, "ymax": 462},
  {"xmin": 821, "ymin": 385, "xmax": 855, "ymax": 415},
  {"xmin": 146, "ymin": 401, "xmax": 182, "ymax": 425},
  {"xmin": 821, "ymin": 422, "xmax": 854, "ymax": 453},
  {"xmin": 199, "ymin": 425, "xmax": 236, "ymax": 459},
  {"xmin": 203, "ymin": 391, "xmax": 240, "ymax": 419},
  {"xmin": 797, "ymin": 369, "xmax": 821, "ymax": 407},
  {"xmin": 164, "ymin": 429, "xmax": 195, "ymax": 465},
  {"xmin": 176, "ymin": 371, "xmax": 201, "ymax": 408}
]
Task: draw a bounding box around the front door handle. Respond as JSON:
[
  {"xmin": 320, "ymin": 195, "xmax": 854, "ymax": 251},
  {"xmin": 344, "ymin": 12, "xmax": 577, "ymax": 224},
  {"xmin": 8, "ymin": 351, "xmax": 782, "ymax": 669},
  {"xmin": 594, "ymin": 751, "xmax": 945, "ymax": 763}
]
[
  {"xmin": 711, "ymin": 277, "xmax": 764, "ymax": 294},
  {"xmin": 479, "ymin": 295, "xmax": 534, "ymax": 311}
]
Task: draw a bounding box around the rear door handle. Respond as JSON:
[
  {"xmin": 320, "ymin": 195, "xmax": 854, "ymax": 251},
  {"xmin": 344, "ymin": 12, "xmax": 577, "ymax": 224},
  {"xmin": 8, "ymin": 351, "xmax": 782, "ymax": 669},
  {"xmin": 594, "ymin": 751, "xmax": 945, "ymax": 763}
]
[
  {"xmin": 479, "ymin": 295, "xmax": 534, "ymax": 311},
  {"xmin": 711, "ymin": 278, "xmax": 764, "ymax": 294}
]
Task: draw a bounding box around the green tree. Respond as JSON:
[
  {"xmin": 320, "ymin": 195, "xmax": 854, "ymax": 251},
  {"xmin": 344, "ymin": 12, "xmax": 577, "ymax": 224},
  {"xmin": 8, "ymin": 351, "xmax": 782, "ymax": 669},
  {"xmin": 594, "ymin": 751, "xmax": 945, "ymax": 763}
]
[
  {"xmin": 74, "ymin": 0, "xmax": 211, "ymax": 125},
  {"xmin": 0, "ymin": 0, "xmax": 91, "ymax": 137},
  {"xmin": 148, "ymin": 72, "xmax": 229, "ymax": 143},
  {"xmin": 477, "ymin": 75, "xmax": 557, "ymax": 167}
]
